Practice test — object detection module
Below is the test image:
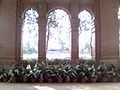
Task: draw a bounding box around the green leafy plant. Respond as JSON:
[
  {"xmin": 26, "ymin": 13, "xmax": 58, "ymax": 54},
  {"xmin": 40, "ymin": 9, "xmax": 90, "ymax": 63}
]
[
  {"xmin": 0, "ymin": 67, "xmax": 9, "ymax": 82},
  {"xmin": 8, "ymin": 64, "xmax": 23, "ymax": 83}
]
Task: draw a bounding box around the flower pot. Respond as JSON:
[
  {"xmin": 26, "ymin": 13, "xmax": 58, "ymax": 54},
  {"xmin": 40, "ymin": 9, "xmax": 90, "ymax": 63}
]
[
  {"xmin": 48, "ymin": 78, "xmax": 53, "ymax": 83},
  {"xmin": 72, "ymin": 78, "xmax": 77, "ymax": 83},
  {"xmin": 39, "ymin": 79, "xmax": 43, "ymax": 83},
  {"xmin": 64, "ymin": 78, "xmax": 70, "ymax": 83},
  {"xmin": 31, "ymin": 77, "xmax": 36, "ymax": 83},
  {"xmin": 90, "ymin": 77, "xmax": 97, "ymax": 83},
  {"xmin": 12, "ymin": 77, "xmax": 17, "ymax": 83},
  {"xmin": 80, "ymin": 76, "xmax": 87, "ymax": 83},
  {"xmin": 58, "ymin": 79, "xmax": 63, "ymax": 83},
  {"xmin": 112, "ymin": 77, "xmax": 118, "ymax": 82},
  {"xmin": 100, "ymin": 76, "xmax": 108, "ymax": 82},
  {"xmin": 2, "ymin": 77, "xmax": 8, "ymax": 82}
]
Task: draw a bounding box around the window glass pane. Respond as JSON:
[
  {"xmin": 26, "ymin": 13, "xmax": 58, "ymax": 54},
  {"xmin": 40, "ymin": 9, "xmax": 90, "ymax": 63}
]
[
  {"xmin": 22, "ymin": 8, "xmax": 39, "ymax": 60},
  {"xmin": 78, "ymin": 10, "xmax": 95, "ymax": 60},
  {"xmin": 46, "ymin": 9, "xmax": 71, "ymax": 60}
]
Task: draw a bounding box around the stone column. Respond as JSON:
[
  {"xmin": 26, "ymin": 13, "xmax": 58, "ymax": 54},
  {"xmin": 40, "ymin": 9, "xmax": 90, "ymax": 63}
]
[
  {"xmin": 15, "ymin": 0, "xmax": 22, "ymax": 61},
  {"xmin": 70, "ymin": 3, "xmax": 79, "ymax": 64},
  {"xmin": 38, "ymin": 17, "xmax": 47, "ymax": 63},
  {"xmin": 94, "ymin": 0, "xmax": 101, "ymax": 64},
  {"xmin": 71, "ymin": 18, "xmax": 79, "ymax": 64},
  {"xmin": 38, "ymin": 2, "xmax": 47, "ymax": 63}
]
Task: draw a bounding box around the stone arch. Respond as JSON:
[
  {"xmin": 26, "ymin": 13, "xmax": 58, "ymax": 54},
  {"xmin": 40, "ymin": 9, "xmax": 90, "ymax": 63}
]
[
  {"xmin": 78, "ymin": 9, "xmax": 95, "ymax": 20},
  {"xmin": 22, "ymin": 7, "xmax": 39, "ymax": 19},
  {"xmin": 46, "ymin": 7, "xmax": 71, "ymax": 19}
]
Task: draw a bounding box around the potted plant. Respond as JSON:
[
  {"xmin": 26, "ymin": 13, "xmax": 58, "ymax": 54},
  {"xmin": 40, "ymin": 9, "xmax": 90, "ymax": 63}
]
[
  {"xmin": 107, "ymin": 64, "xmax": 119, "ymax": 82},
  {"xmin": 66, "ymin": 65, "xmax": 77, "ymax": 83},
  {"xmin": 29, "ymin": 59, "xmax": 37, "ymax": 69},
  {"xmin": 85, "ymin": 65, "xmax": 98, "ymax": 83},
  {"xmin": 8, "ymin": 64, "xmax": 23, "ymax": 83},
  {"xmin": 97, "ymin": 63, "xmax": 109, "ymax": 82},
  {"xmin": 0, "ymin": 67, "xmax": 8, "ymax": 82},
  {"xmin": 23, "ymin": 68, "xmax": 37, "ymax": 83},
  {"xmin": 21, "ymin": 60, "xmax": 29, "ymax": 69},
  {"xmin": 76, "ymin": 63, "xmax": 88, "ymax": 83},
  {"xmin": 44, "ymin": 67, "xmax": 57, "ymax": 83},
  {"xmin": 55, "ymin": 65, "xmax": 64, "ymax": 83}
]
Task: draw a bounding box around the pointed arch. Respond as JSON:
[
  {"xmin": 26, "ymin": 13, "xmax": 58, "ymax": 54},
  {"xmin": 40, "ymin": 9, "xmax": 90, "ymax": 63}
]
[
  {"xmin": 46, "ymin": 8, "xmax": 71, "ymax": 60},
  {"xmin": 78, "ymin": 10, "xmax": 95, "ymax": 60},
  {"xmin": 21, "ymin": 8, "xmax": 39, "ymax": 60}
]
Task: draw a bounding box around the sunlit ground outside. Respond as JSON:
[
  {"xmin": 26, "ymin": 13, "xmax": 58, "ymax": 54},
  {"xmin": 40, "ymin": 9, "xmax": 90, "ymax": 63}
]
[
  {"xmin": 46, "ymin": 51, "xmax": 70, "ymax": 60},
  {"xmin": 23, "ymin": 53, "xmax": 38, "ymax": 60}
]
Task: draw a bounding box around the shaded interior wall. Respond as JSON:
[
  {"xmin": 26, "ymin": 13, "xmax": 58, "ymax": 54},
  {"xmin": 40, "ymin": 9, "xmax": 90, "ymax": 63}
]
[
  {"xmin": 0, "ymin": 0, "xmax": 16, "ymax": 65},
  {"xmin": 100, "ymin": 0, "xmax": 119, "ymax": 64}
]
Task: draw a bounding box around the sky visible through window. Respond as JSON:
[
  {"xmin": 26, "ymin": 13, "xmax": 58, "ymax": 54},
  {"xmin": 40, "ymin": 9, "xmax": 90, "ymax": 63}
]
[
  {"xmin": 46, "ymin": 9, "xmax": 71, "ymax": 60},
  {"xmin": 22, "ymin": 8, "xmax": 39, "ymax": 60},
  {"xmin": 21, "ymin": 8, "xmax": 95, "ymax": 60},
  {"xmin": 78, "ymin": 10, "xmax": 95, "ymax": 60}
]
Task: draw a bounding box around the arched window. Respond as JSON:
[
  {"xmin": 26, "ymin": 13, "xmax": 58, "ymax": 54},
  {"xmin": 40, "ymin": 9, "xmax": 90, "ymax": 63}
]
[
  {"xmin": 78, "ymin": 10, "xmax": 95, "ymax": 60},
  {"xmin": 46, "ymin": 9, "xmax": 71, "ymax": 60},
  {"xmin": 21, "ymin": 8, "xmax": 39, "ymax": 60}
]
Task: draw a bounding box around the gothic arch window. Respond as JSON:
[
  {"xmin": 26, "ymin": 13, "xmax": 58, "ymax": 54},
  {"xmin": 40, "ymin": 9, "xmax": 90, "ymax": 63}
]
[
  {"xmin": 21, "ymin": 8, "xmax": 39, "ymax": 60},
  {"xmin": 78, "ymin": 10, "xmax": 95, "ymax": 60},
  {"xmin": 46, "ymin": 9, "xmax": 71, "ymax": 60}
]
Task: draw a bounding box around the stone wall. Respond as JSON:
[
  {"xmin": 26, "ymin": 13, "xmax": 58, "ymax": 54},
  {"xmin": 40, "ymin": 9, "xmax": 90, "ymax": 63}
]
[
  {"xmin": 100, "ymin": 0, "xmax": 119, "ymax": 65},
  {"xmin": 0, "ymin": 0, "xmax": 119, "ymax": 65},
  {"xmin": 0, "ymin": 0, "xmax": 16, "ymax": 65}
]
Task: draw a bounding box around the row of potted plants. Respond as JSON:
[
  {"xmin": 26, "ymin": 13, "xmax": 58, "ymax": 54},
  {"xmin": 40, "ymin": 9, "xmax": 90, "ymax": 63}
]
[{"xmin": 0, "ymin": 60, "xmax": 120, "ymax": 83}]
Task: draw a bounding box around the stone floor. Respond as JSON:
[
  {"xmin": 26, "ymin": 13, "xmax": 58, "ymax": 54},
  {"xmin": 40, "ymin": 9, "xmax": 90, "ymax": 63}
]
[{"xmin": 0, "ymin": 83, "xmax": 120, "ymax": 90}]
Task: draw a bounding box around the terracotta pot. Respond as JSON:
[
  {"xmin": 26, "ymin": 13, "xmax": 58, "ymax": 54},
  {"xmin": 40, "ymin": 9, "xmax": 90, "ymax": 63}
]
[
  {"xmin": 100, "ymin": 76, "xmax": 108, "ymax": 82},
  {"xmin": 2, "ymin": 77, "xmax": 8, "ymax": 82},
  {"xmin": 48, "ymin": 78, "xmax": 53, "ymax": 83},
  {"xmin": 58, "ymin": 79, "xmax": 63, "ymax": 83},
  {"xmin": 72, "ymin": 78, "xmax": 77, "ymax": 83},
  {"xmin": 112, "ymin": 77, "xmax": 118, "ymax": 82},
  {"xmin": 64, "ymin": 78, "xmax": 70, "ymax": 83},
  {"xmin": 0, "ymin": 79, "xmax": 2, "ymax": 82},
  {"xmin": 12, "ymin": 77, "xmax": 17, "ymax": 83},
  {"xmin": 80, "ymin": 76, "xmax": 87, "ymax": 83},
  {"xmin": 39, "ymin": 79, "xmax": 43, "ymax": 83},
  {"xmin": 90, "ymin": 77, "xmax": 97, "ymax": 83},
  {"xmin": 31, "ymin": 77, "xmax": 36, "ymax": 83}
]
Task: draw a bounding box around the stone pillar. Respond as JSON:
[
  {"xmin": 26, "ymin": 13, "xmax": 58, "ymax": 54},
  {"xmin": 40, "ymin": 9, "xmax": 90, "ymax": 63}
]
[
  {"xmin": 70, "ymin": 3, "xmax": 79, "ymax": 64},
  {"xmin": 94, "ymin": 0, "xmax": 101, "ymax": 64},
  {"xmin": 71, "ymin": 18, "xmax": 79, "ymax": 64},
  {"xmin": 100, "ymin": 0, "xmax": 119, "ymax": 65},
  {"xmin": 15, "ymin": 0, "xmax": 22, "ymax": 61},
  {"xmin": 38, "ymin": 17, "xmax": 47, "ymax": 63},
  {"xmin": 38, "ymin": 2, "xmax": 47, "ymax": 63}
]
